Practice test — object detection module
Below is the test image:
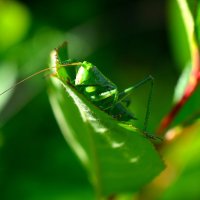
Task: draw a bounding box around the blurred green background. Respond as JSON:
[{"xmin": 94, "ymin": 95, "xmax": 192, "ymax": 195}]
[{"xmin": 0, "ymin": 0, "xmax": 182, "ymax": 199}]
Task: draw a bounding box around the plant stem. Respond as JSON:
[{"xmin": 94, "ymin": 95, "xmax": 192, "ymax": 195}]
[{"xmin": 157, "ymin": 49, "xmax": 200, "ymax": 136}]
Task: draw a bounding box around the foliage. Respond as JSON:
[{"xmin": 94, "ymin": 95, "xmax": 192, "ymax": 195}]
[{"xmin": 1, "ymin": 0, "xmax": 200, "ymax": 199}]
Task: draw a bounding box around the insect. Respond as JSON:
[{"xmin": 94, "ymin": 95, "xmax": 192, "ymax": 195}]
[{"xmin": 0, "ymin": 42, "xmax": 154, "ymax": 136}]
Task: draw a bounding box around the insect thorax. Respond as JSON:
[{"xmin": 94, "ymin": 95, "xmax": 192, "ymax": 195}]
[{"xmin": 74, "ymin": 62, "xmax": 118, "ymax": 107}]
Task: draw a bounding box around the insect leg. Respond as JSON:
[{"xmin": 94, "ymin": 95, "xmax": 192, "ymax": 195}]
[
  {"xmin": 75, "ymin": 84, "xmax": 118, "ymax": 104},
  {"xmin": 117, "ymin": 75, "xmax": 154, "ymax": 133}
]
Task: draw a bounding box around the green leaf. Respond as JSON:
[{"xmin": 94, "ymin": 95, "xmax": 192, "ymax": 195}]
[
  {"xmin": 184, "ymin": 0, "xmax": 200, "ymax": 49},
  {"xmin": 168, "ymin": 0, "xmax": 192, "ymax": 69},
  {"xmin": 177, "ymin": 0, "xmax": 195, "ymax": 48},
  {"xmin": 158, "ymin": 121, "xmax": 200, "ymax": 200},
  {"xmin": 168, "ymin": 0, "xmax": 200, "ymax": 126},
  {"xmin": 168, "ymin": 0, "xmax": 200, "ymax": 69},
  {"xmin": 47, "ymin": 71, "xmax": 164, "ymax": 197}
]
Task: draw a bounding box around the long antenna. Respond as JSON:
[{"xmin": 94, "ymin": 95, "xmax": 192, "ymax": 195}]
[
  {"xmin": 0, "ymin": 62, "xmax": 82, "ymax": 96},
  {"xmin": 0, "ymin": 67, "xmax": 56, "ymax": 96}
]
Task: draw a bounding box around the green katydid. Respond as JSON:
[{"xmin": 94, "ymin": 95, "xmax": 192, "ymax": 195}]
[
  {"xmin": 0, "ymin": 41, "xmax": 154, "ymax": 137},
  {"xmin": 55, "ymin": 42, "xmax": 154, "ymax": 137}
]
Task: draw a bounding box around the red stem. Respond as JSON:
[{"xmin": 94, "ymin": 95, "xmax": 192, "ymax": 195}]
[{"xmin": 157, "ymin": 50, "xmax": 200, "ymax": 135}]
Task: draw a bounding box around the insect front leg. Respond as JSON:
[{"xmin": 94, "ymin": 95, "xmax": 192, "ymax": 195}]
[
  {"xmin": 76, "ymin": 84, "xmax": 118, "ymax": 102},
  {"xmin": 117, "ymin": 75, "xmax": 154, "ymax": 135}
]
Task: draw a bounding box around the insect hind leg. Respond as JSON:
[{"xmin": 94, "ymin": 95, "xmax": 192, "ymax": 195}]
[{"xmin": 117, "ymin": 75, "xmax": 154, "ymax": 134}]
